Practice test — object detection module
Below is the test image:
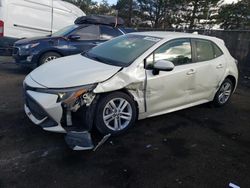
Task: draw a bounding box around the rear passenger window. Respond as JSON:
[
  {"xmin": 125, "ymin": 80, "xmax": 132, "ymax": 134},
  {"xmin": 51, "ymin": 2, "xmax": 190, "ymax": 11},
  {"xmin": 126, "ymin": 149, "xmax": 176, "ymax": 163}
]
[
  {"xmin": 74, "ymin": 25, "xmax": 99, "ymax": 40},
  {"xmin": 100, "ymin": 25, "xmax": 123, "ymax": 40},
  {"xmin": 195, "ymin": 39, "xmax": 214, "ymax": 62}
]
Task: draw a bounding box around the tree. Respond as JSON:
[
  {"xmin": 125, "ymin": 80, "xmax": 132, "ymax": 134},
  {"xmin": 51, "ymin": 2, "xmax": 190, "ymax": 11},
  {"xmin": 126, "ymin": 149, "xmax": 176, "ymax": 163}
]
[
  {"xmin": 136, "ymin": 0, "xmax": 169, "ymax": 28},
  {"xmin": 116, "ymin": 0, "xmax": 139, "ymax": 26},
  {"xmin": 180, "ymin": 0, "xmax": 222, "ymax": 29},
  {"xmin": 62, "ymin": 0, "xmax": 96, "ymax": 14},
  {"xmin": 217, "ymin": 0, "xmax": 250, "ymax": 30},
  {"xmin": 91, "ymin": 0, "xmax": 114, "ymax": 15}
]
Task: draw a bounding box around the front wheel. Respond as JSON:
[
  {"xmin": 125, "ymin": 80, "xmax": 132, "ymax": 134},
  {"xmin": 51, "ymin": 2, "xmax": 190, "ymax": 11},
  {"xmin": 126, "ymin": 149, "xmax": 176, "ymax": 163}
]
[
  {"xmin": 39, "ymin": 52, "xmax": 61, "ymax": 65},
  {"xmin": 213, "ymin": 78, "xmax": 233, "ymax": 107},
  {"xmin": 95, "ymin": 92, "xmax": 137, "ymax": 135}
]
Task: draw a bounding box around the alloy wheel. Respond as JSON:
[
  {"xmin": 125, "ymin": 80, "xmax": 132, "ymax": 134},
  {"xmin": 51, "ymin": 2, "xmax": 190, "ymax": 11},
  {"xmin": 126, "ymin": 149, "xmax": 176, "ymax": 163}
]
[
  {"xmin": 218, "ymin": 82, "xmax": 232, "ymax": 104},
  {"xmin": 44, "ymin": 56, "xmax": 58, "ymax": 63},
  {"xmin": 103, "ymin": 98, "xmax": 132, "ymax": 131}
]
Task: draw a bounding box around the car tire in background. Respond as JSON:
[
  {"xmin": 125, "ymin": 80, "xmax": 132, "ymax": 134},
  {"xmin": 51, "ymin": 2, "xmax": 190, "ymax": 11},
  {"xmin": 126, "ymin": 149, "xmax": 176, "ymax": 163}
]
[
  {"xmin": 213, "ymin": 78, "xmax": 233, "ymax": 107},
  {"xmin": 39, "ymin": 52, "xmax": 61, "ymax": 65},
  {"xmin": 95, "ymin": 92, "xmax": 137, "ymax": 135}
]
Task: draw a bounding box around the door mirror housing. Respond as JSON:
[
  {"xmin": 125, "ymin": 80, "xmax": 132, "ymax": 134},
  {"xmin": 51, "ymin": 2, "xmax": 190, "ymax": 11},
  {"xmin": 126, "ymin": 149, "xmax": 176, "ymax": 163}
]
[
  {"xmin": 153, "ymin": 60, "xmax": 175, "ymax": 72},
  {"xmin": 68, "ymin": 35, "xmax": 81, "ymax": 40}
]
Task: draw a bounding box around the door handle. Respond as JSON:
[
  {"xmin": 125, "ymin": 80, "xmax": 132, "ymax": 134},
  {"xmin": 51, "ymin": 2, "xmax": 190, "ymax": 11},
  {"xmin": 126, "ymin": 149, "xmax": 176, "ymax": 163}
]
[
  {"xmin": 186, "ymin": 69, "xmax": 196, "ymax": 75},
  {"xmin": 216, "ymin": 64, "xmax": 223, "ymax": 69}
]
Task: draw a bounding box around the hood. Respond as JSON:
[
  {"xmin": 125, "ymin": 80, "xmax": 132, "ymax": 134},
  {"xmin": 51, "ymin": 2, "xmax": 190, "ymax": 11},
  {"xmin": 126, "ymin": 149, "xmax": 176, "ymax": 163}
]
[
  {"xmin": 14, "ymin": 36, "xmax": 62, "ymax": 45},
  {"xmin": 29, "ymin": 54, "xmax": 121, "ymax": 88}
]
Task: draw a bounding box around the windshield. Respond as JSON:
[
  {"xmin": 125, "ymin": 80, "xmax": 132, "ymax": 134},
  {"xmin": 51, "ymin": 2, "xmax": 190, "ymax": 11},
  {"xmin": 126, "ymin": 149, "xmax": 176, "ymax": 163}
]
[
  {"xmin": 84, "ymin": 34, "xmax": 161, "ymax": 67},
  {"xmin": 52, "ymin": 25, "xmax": 78, "ymax": 37}
]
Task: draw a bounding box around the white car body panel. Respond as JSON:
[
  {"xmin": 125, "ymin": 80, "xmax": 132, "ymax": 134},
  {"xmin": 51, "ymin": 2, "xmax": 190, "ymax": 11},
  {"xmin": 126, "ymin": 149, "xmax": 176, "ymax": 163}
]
[
  {"xmin": 0, "ymin": 0, "xmax": 85, "ymax": 38},
  {"xmin": 30, "ymin": 54, "xmax": 121, "ymax": 88},
  {"xmin": 25, "ymin": 90, "xmax": 66, "ymax": 133},
  {"xmin": 23, "ymin": 32, "xmax": 239, "ymax": 132},
  {"xmin": 24, "ymin": 74, "xmax": 46, "ymax": 88}
]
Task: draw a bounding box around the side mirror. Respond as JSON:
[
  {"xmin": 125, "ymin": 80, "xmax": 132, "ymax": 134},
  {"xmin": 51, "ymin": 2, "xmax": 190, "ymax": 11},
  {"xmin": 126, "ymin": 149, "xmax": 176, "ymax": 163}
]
[
  {"xmin": 153, "ymin": 60, "xmax": 175, "ymax": 73},
  {"xmin": 68, "ymin": 35, "xmax": 81, "ymax": 40}
]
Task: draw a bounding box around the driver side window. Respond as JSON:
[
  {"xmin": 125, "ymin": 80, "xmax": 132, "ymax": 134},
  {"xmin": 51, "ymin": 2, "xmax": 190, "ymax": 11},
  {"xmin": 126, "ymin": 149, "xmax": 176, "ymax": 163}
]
[{"xmin": 146, "ymin": 39, "xmax": 192, "ymax": 67}]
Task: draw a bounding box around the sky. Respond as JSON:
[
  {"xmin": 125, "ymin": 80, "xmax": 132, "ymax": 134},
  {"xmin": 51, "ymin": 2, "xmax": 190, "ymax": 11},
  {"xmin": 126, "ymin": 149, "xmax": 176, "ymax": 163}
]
[
  {"xmin": 94, "ymin": 0, "xmax": 238, "ymax": 5},
  {"xmin": 94, "ymin": 0, "xmax": 117, "ymax": 5}
]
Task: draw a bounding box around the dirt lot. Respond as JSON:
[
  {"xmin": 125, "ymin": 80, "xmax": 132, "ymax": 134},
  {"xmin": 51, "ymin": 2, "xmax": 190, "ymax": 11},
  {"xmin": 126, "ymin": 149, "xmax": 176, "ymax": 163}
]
[{"xmin": 0, "ymin": 58, "xmax": 250, "ymax": 188}]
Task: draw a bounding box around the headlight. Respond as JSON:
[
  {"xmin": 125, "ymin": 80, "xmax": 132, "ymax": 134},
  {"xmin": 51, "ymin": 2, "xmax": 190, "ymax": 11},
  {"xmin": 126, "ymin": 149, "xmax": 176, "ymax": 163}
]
[
  {"xmin": 36, "ymin": 84, "xmax": 96, "ymax": 103},
  {"xmin": 21, "ymin": 43, "xmax": 40, "ymax": 49}
]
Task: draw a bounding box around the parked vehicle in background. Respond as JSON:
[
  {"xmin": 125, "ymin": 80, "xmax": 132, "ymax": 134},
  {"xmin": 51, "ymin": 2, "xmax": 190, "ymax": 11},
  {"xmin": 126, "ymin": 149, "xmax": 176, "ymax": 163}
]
[
  {"xmin": 13, "ymin": 15, "xmax": 136, "ymax": 68},
  {"xmin": 0, "ymin": 0, "xmax": 85, "ymax": 55},
  {"xmin": 23, "ymin": 32, "xmax": 238, "ymax": 150}
]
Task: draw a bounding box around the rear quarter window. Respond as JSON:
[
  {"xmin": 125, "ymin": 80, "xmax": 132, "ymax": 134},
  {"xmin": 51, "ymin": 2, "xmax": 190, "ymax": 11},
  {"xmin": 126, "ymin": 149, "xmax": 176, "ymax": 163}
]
[
  {"xmin": 100, "ymin": 25, "xmax": 123, "ymax": 40},
  {"xmin": 194, "ymin": 39, "xmax": 223, "ymax": 62},
  {"xmin": 74, "ymin": 25, "xmax": 99, "ymax": 40},
  {"xmin": 213, "ymin": 43, "xmax": 223, "ymax": 58}
]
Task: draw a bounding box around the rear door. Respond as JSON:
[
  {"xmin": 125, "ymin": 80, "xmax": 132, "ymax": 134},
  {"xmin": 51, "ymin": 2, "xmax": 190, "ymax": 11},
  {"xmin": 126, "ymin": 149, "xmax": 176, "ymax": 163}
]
[
  {"xmin": 67, "ymin": 25, "xmax": 100, "ymax": 54},
  {"xmin": 188, "ymin": 38, "xmax": 226, "ymax": 102}
]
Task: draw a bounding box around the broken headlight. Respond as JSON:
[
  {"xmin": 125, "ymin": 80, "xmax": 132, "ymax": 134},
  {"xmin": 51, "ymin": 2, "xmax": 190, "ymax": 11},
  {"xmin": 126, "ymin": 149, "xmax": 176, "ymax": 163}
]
[{"xmin": 36, "ymin": 84, "xmax": 96, "ymax": 103}]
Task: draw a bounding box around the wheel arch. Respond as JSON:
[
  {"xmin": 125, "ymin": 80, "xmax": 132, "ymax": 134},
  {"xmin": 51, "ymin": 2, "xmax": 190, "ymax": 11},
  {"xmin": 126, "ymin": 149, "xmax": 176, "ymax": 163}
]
[
  {"xmin": 225, "ymin": 75, "xmax": 237, "ymax": 91},
  {"xmin": 37, "ymin": 50, "xmax": 64, "ymax": 65},
  {"xmin": 96, "ymin": 89, "xmax": 140, "ymax": 119}
]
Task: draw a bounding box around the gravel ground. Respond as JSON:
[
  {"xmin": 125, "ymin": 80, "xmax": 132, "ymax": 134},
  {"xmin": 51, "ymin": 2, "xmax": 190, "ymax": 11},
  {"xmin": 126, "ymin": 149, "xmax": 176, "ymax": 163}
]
[{"xmin": 0, "ymin": 59, "xmax": 250, "ymax": 188}]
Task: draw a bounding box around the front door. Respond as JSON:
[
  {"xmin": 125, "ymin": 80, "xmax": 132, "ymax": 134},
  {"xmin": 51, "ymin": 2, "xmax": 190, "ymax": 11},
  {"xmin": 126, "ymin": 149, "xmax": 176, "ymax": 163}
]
[{"xmin": 145, "ymin": 38, "xmax": 196, "ymax": 116}]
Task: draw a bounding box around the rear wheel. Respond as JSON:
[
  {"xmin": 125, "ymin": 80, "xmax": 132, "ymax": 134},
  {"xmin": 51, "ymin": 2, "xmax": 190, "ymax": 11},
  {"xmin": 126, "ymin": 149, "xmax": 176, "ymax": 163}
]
[
  {"xmin": 39, "ymin": 52, "xmax": 61, "ymax": 65},
  {"xmin": 213, "ymin": 78, "xmax": 233, "ymax": 107},
  {"xmin": 95, "ymin": 92, "xmax": 137, "ymax": 135}
]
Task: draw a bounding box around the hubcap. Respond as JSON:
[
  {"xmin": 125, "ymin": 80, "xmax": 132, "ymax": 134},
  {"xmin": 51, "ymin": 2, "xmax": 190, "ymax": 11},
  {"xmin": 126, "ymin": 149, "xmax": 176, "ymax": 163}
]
[
  {"xmin": 44, "ymin": 56, "xmax": 58, "ymax": 63},
  {"xmin": 103, "ymin": 98, "xmax": 132, "ymax": 131},
  {"xmin": 218, "ymin": 82, "xmax": 232, "ymax": 104}
]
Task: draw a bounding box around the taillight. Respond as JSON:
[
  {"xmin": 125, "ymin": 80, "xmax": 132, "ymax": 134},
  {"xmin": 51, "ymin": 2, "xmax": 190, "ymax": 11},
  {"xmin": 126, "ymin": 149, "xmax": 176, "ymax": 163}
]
[{"xmin": 0, "ymin": 20, "xmax": 4, "ymax": 37}]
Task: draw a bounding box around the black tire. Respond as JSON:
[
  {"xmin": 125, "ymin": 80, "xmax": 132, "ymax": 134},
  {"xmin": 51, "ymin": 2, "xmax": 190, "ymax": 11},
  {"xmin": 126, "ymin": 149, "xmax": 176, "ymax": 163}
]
[
  {"xmin": 95, "ymin": 92, "xmax": 137, "ymax": 135},
  {"xmin": 39, "ymin": 52, "xmax": 61, "ymax": 65},
  {"xmin": 213, "ymin": 78, "xmax": 233, "ymax": 107}
]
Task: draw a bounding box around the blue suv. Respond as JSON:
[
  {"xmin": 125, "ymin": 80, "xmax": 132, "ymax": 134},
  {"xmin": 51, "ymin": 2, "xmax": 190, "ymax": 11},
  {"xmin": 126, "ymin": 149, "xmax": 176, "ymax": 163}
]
[{"xmin": 13, "ymin": 15, "xmax": 135, "ymax": 68}]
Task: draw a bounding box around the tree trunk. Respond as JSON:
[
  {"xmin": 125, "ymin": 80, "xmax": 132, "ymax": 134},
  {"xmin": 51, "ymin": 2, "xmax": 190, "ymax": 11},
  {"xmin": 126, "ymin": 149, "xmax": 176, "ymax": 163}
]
[
  {"xmin": 189, "ymin": 0, "xmax": 198, "ymax": 29},
  {"xmin": 128, "ymin": 0, "xmax": 133, "ymax": 26}
]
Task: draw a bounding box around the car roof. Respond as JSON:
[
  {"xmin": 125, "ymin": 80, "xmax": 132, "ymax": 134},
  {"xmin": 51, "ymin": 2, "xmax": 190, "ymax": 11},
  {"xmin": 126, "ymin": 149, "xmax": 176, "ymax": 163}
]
[{"xmin": 131, "ymin": 31, "xmax": 223, "ymax": 43}]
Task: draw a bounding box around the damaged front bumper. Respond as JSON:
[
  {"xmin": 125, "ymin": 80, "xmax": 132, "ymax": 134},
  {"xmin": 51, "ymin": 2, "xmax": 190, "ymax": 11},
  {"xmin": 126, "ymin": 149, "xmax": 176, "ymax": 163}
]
[
  {"xmin": 24, "ymin": 90, "xmax": 66, "ymax": 133},
  {"xmin": 24, "ymin": 85, "xmax": 102, "ymax": 150},
  {"xmin": 24, "ymin": 89, "xmax": 97, "ymax": 129}
]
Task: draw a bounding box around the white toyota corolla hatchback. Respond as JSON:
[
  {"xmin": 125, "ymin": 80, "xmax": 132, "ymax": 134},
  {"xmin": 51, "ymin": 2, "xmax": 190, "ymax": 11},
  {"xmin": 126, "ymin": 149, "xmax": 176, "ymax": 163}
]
[{"xmin": 23, "ymin": 32, "xmax": 238, "ymax": 140}]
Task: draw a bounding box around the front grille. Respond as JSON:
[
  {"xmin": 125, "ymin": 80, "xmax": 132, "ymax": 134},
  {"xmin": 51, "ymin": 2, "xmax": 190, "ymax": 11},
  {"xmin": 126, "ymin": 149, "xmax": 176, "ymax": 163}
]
[
  {"xmin": 12, "ymin": 47, "xmax": 19, "ymax": 55},
  {"xmin": 25, "ymin": 93, "xmax": 47, "ymax": 120}
]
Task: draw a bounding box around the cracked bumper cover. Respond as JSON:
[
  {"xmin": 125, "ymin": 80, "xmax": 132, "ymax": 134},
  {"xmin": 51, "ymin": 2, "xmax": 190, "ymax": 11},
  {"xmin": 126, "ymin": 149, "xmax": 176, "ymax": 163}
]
[{"xmin": 24, "ymin": 90, "xmax": 66, "ymax": 133}]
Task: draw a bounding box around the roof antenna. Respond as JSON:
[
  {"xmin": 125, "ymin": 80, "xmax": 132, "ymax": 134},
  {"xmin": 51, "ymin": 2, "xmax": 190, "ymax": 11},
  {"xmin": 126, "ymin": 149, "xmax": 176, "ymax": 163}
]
[{"xmin": 115, "ymin": 10, "xmax": 118, "ymax": 27}]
